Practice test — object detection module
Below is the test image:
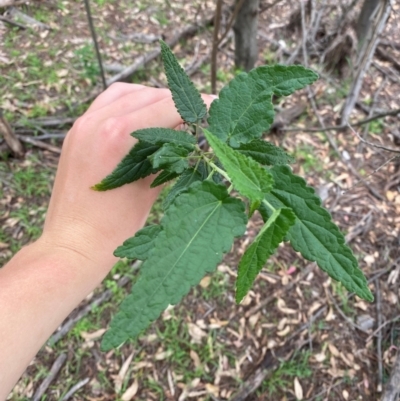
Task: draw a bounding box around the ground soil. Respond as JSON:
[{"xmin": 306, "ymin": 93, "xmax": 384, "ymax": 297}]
[{"xmin": 1, "ymin": 1, "xmax": 400, "ymax": 400}]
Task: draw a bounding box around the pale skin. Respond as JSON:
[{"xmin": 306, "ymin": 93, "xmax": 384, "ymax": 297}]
[{"xmin": 0, "ymin": 83, "xmax": 215, "ymax": 400}]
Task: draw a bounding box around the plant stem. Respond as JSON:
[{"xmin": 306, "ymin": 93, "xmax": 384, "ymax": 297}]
[
  {"xmin": 206, "ymin": 160, "xmax": 231, "ymax": 182},
  {"xmin": 262, "ymin": 199, "xmax": 276, "ymax": 212}
]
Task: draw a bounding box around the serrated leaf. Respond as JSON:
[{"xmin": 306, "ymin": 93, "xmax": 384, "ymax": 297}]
[
  {"xmin": 259, "ymin": 165, "xmax": 373, "ymax": 301},
  {"xmin": 207, "ymin": 65, "xmax": 318, "ymax": 147},
  {"xmin": 101, "ymin": 181, "xmax": 247, "ymax": 350},
  {"xmin": 92, "ymin": 141, "xmax": 160, "ymax": 191},
  {"xmin": 237, "ymin": 139, "xmax": 295, "ymax": 165},
  {"xmin": 150, "ymin": 170, "xmax": 179, "ymax": 188},
  {"xmin": 160, "ymin": 40, "xmax": 207, "ymax": 123},
  {"xmin": 203, "ymin": 129, "xmax": 274, "ymax": 203},
  {"xmin": 236, "ymin": 208, "xmax": 295, "ymax": 303},
  {"xmin": 148, "ymin": 143, "xmax": 190, "ymax": 174},
  {"xmin": 163, "ymin": 167, "xmax": 204, "ymax": 209},
  {"xmin": 132, "ymin": 128, "xmax": 196, "ymax": 150},
  {"xmin": 114, "ymin": 225, "xmax": 162, "ymax": 260}
]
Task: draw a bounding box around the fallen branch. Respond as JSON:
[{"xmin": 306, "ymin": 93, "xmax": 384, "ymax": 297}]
[
  {"xmin": 107, "ymin": 15, "xmax": 214, "ymax": 86},
  {"xmin": 283, "ymin": 107, "xmax": 400, "ymax": 133},
  {"xmin": 0, "ymin": 15, "xmax": 26, "ymax": 29},
  {"xmin": 59, "ymin": 378, "xmax": 90, "ymax": 401},
  {"xmin": 0, "ymin": 110, "xmax": 24, "ymax": 157},
  {"xmin": 341, "ymin": 0, "xmax": 391, "ymax": 124},
  {"xmin": 375, "ymin": 278, "xmax": 383, "ymax": 393},
  {"xmin": 381, "ymin": 352, "xmax": 400, "ymax": 401},
  {"xmin": 0, "ymin": 0, "xmax": 29, "ymax": 6},
  {"xmin": 32, "ymin": 353, "xmax": 67, "ymax": 401},
  {"xmin": 17, "ymin": 135, "xmax": 61, "ymax": 154},
  {"xmin": 8, "ymin": 7, "xmax": 51, "ymax": 30},
  {"xmin": 348, "ymin": 123, "xmax": 400, "ymax": 154}
]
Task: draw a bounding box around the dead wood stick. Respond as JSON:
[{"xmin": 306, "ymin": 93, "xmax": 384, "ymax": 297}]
[
  {"xmin": 15, "ymin": 117, "xmax": 76, "ymax": 128},
  {"xmin": 375, "ymin": 278, "xmax": 383, "ymax": 393},
  {"xmin": 107, "ymin": 15, "xmax": 214, "ymax": 86},
  {"xmin": 284, "ymin": 107, "xmax": 400, "ymax": 133},
  {"xmin": 48, "ymin": 261, "xmax": 141, "ymax": 345},
  {"xmin": 59, "ymin": 378, "xmax": 90, "ymax": 401},
  {"xmin": 348, "ymin": 123, "xmax": 400, "ymax": 154},
  {"xmin": 0, "ymin": 110, "xmax": 24, "ymax": 157},
  {"xmin": 0, "ymin": 0, "xmax": 28, "ymax": 6},
  {"xmin": 340, "ymin": 0, "xmax": 391, "ymax": 124},
  {"xmin": 32, "ymin": 353, "xmax": 67, "ymax": 401},
  {"xmin": 376, "ymin": 46, "xmax": 400, "ymax": 73},
  {"xmin": 17, "ymin": 135, "xmax": 61, "ymax": 154},
  {"xmin": 381, "ymin": 351, "xmax": 400, "ymax": 401},
  {"xmin": 216, "ymin": 0, "xmax": 245, "ymax": 47},
  {"xmin": 8, "ymin": 7, "xmax": 51, "ymax": 30},
  {"xmin": 0, "ymin": 15, "xmax": 26, "ymax": 29},
  {"xmin": 211, "ymin": 0, "xmax": 223, "ymax": 94}
]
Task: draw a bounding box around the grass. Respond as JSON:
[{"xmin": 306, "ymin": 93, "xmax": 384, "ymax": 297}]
[{"xmin": 258, "ymin": 350, "xmax": 313, "ymax": 397}]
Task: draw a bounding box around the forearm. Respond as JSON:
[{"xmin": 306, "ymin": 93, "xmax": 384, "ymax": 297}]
[
  {"xmin": 0, "ymin": 241, "xmax": 102, "ymax": 400},
  {"xmin": 0, "ymin": 182, "xmax": 160, "ymax": 400}
]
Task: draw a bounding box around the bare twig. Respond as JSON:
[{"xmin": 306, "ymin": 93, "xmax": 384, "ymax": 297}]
[
  {"xmin": 83, "ymin": 0, "xmax": 107, "ymax": 90},
  {"xmin": 259, "ymin": 0, "xmax": 285, "ymax": 15},
  {"xmin": 107, "ymin": 16, "xmax": 214, "ymax": 87},
  {"xmin": 305, "ymin": 85, "xmax": 385, "ymax": 201},
  {"xmin": 375, "ymin": 278, "xmax": 383, "ymax": 393},
  {"xmin": 326, "ymin": 288, "xmax": 367, "ymax": 332},
  {"xmin": 211, "ymin": 0, "xmax": 223, "ymax": 94},
  {"xmin": 367, "ymin": 314, "xmax": 400, "ymax": 343},
  {"xmin": 48, "ymin": 261, "xmax": 141, "ymax": 345},
  {"xmin": 16, "ymin": 135, "xmax": 61, "ymax": 154},
  {"xmin": 284, "ymin": 107, "xmax": 400, "ymax": 133},
  {"xmin": 381, "ymin": 351, "xmax": 400, "ymax": 401},
  {"xmin": 32, "ymin": 353, "xmax": 67, "ymax": 401},
  {"xmin": 59, "ymin": 378, "xmax": 90, "ymax": 401},
  {"xmin": 8, "ymin": 7, "xmax": 51, "ymax": 30},
  {"xmin": 216, "ymin": 0, "xmax": 245, "ymax": 47},
  {"xmin": 15, "ymin": 117, "xmax": 76, "ymax": 128},
  {"xmin": 0, "ymin": 110, "xmax": 24, "ymax": 157},
  {"xmin": 348, "ymin": 123, "xmax": 400, "ymax": 154},
  {"xmin": 0, "ymin": 15, "xmax": 26, "ymax": 29},
  {"xmin": 0, "ymin": 0, "xmax": 29, "ymax": 6},
  {"xmin": 341, "ymin": 0, "xmax": 392, "ymax": 124}
]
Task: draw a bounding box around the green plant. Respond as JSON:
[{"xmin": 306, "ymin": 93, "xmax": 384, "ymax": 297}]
[{"xmin": 94, "ymin": 41, "xmax": 373, "ymax": 351}]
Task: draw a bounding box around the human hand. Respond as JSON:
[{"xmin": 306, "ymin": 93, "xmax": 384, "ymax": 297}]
[{"xmin": 39, "ymin": 83, "xmax": 215, "ymax": 275}]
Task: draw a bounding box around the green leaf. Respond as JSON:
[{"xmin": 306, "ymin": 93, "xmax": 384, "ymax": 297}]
[
  {"xmin": 237, "ymin": 139, "xmax": 295, "ymax": 165},
  {"xmin": 101, "ymin": 181, "xmax": 247, "ymax": 350},
  {"xmin": 92, "ymin": 141, "xmax": 160, "ymax": 191},
  {"xmin": 160, "ymin": 40, "xmax": 207, "ymax": 123},
  {"xmin": 150, "ymin": 170, "xmax": 179, "ymax": 188},
  {"xmin": 163, "ymin": 167, "xmax": 204, "ymax": 209},
  {"xmin": 259, "ymin": 165, "xmax": 373, "ymax": 302},
  {"xmin": 236, "ymin": 208, "xmax": 295, "ymax": 303},
  {"xmin": 207, "ymin": 65, "xmax": 318, "ymax": 147},
  {"xmin": 203, "ymin": 129, "xmax": 274, "ymax": 203},
  {"xmin": 148, "ymin": 143, "xmax": 190, "ymax": 174},
  {"xmin": 132, "ymin": 128, "xmax": 196, "ymax": 150},
  {"xmin": 114, "ymin": 225, "xmax": 162, "ymax": 260}
]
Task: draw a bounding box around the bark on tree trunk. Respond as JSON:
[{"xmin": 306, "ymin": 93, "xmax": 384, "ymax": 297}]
[
  {"xmin": 357, "ymin": 0, "xmax": 381, "ymax": 44},
  {"xmin": 233, "ymin": 0, "xmax": 259, "ymax": 71}
]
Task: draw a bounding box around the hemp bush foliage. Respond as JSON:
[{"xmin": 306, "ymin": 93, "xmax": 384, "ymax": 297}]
[{"xmin": 94, "ymin": 41, "xmax": 373, "ymax": 351}]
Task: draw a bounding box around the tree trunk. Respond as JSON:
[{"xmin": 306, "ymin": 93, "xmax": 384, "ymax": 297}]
[
  {"xmin": 356, "ymin": 0, "xmax": 381, "ymax": 44},
  {"xmin": 233, "ymin": 0, "xmax": 259, "ymax": 71},
  {"xmin": 340, "ymin": 0, "xmax": 391, "ymax": 124}
]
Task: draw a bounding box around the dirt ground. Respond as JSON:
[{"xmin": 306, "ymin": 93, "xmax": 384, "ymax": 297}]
[{"xmin": 1, "ymin": 1, "xmax": 400, "ymax": 400}]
